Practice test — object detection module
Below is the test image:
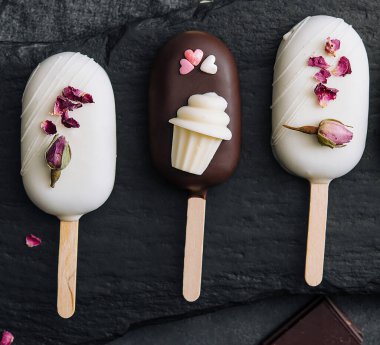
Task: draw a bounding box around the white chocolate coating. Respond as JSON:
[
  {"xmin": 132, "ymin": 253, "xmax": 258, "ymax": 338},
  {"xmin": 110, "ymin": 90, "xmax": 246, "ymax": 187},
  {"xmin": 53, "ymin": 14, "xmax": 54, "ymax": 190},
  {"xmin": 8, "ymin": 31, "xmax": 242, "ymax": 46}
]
[
  {"xmin": 21, "ymin": 52, "xmax": 116, "ymax": 221},
  {"xmin": 272, "ymin": 16, "xmax": 369, "ymax": 183},
  {"xmin": 169, "ymin": 92, "xmax": 232, "ymax": 140}
]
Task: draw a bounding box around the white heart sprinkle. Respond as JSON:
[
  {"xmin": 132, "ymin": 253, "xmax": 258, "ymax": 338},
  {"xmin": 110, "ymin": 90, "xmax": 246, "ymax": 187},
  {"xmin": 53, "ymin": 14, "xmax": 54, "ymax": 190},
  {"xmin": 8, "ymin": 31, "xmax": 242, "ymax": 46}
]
[{"xmin": 200, "ymin": 55, "xmax": 217, "ymax": 74}]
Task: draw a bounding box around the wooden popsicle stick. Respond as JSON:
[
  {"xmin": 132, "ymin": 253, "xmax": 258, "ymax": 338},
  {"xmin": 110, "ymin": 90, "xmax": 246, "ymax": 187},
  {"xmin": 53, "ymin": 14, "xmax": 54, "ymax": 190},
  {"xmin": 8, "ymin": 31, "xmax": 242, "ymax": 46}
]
[
  {"xmin": 57, "ymin": 220, "xmax": 79, "ymax": 318},
  {"xmin": 183, "ymin": 195, "xmax": 206, "ymax": 302},
  {"xmin": 305, "ymin": 182, "xmax": 329, "ymax": 287}
]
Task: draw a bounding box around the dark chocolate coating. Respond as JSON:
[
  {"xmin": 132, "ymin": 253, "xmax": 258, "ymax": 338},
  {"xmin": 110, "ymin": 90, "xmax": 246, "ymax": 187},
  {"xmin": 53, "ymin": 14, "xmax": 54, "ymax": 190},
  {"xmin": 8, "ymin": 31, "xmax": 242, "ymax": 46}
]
[
  {"xmin": 149, "ymin": 31, "xmax": 241, "ymax": 193},
  {"xmin": 263, "ymin": 298, "xmax": 363, "ymax": 345}
]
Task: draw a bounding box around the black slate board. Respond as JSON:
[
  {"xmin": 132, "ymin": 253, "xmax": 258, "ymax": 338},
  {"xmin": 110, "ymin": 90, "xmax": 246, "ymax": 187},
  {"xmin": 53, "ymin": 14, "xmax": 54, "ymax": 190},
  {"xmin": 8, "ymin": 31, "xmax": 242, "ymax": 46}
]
[{"xmin": 0, "ymin": 1, "xmax": 380, "ymax": 344}]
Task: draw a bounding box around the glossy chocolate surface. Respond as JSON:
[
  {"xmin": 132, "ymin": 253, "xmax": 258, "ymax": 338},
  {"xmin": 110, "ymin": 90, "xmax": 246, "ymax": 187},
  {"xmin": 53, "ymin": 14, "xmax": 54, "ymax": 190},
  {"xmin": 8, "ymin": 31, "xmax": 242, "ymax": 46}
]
[
  {"xmin": 263, "ymin": 298, "xmax": 363, "ymax": 345},
  {"xmin": 149, "ymin": 31, "xmax": 241, "ymax": 192}
]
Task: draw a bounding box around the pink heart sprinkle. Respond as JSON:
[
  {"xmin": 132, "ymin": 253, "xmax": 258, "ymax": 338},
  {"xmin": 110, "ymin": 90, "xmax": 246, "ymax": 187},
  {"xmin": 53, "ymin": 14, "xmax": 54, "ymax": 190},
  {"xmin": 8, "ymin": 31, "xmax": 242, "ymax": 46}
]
[
  {"xmin": 179, "ymin": 59, "xmax": 194, "ymax": 75},
  {"xmin": 184, "ymin": 49, "xmax": 204, "ymax": 66}
]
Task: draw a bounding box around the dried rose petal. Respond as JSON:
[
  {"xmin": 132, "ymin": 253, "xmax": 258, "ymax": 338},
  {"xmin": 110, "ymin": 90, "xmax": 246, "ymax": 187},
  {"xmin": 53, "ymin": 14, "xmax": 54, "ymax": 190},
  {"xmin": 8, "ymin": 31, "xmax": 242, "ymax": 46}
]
[
  {"xmin": 308, "ymin": 56, "xmax": 330, "ymax": 69},
  {"xmin": 61, "ymin": 110, "xmax": 80, "ymax": 128},
  {"xmin": 52, "ymin": 96, "xmax": 82, "ymax": 116},
  {"xmin": 0, "ymin": 331, "xmax": 14, "ymax": 345},
  {"xmin": 40, "ymin": 120, "xmax": 57, "ymax": 135},
  {"xmin": 325, "ymin": 37, "xmax": 341, "ymax": 56},
  {"xmin": 63, "ymin": 86, "xmax": 94, "ymax": 104},
  {"xmin": 314, "ymin": 83, "xmax": 338, "ymax": 107},
  {"xmin": 332, "ymin": 56, "xmax": 352, "ymax": 77},
  {"xmin": 26, "ymin": 234, "xmax": 42, "ymax": 248},
  {"xmin": 314, "ymin": 69, "xmax": 331, "ymax": 84}
]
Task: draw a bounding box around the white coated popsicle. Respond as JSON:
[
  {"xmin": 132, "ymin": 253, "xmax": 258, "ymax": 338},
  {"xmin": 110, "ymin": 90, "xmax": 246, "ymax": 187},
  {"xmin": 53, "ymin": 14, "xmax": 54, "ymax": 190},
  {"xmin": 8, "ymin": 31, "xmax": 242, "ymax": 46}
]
[
  {"xmin": 21, "ymin": 52, "xmax": 116, "ymax": 318},
  {"xmin": 271, "ymin": 16, "xmax": 369, "ymax": 286}
]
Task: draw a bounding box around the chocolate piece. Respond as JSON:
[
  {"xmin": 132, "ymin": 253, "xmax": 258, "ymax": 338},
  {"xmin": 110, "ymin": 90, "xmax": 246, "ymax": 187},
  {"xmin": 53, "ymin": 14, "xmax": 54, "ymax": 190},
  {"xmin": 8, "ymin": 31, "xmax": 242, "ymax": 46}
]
[
  {"xmin": 149, "ymin": 31, "xmax": 241, "ymax": 193},
  {"xmin": 263, "ymin": 298, "xmax": 363, "ymax": 345}
]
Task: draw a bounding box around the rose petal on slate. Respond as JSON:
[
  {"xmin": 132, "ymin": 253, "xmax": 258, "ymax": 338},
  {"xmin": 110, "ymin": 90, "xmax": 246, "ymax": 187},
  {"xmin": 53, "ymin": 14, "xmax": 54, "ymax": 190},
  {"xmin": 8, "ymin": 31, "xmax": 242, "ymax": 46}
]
[
  {"xmin": 0, "ymin": 331, "xmax": 14, "ymax": 345},
  {"xmin": 26, "ymin": 234, "xmax": 42, "ymax": 248}
]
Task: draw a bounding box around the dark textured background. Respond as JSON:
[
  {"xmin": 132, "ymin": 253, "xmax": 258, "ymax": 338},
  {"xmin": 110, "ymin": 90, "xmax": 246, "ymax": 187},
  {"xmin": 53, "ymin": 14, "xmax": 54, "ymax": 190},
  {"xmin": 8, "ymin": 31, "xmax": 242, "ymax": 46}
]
[{"xmin": 0, "ymin": 0, "xmax": 379, "ymax": 344}]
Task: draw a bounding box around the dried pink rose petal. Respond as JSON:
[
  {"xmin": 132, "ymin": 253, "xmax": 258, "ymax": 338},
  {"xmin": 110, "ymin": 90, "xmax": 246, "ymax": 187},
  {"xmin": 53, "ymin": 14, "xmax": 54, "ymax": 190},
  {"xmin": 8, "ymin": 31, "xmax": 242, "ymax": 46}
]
[
  {"xmin": 61, "ymin": 110, "xmax": 80, "ymax": 128},
  {"xmin": 308, "ymin": 56, "xmax": 330, "ymax": 69},
  {"xmin": 0, "ymin": 331, "xmax": 14, "ymax": 345},
  {"xmin": 314, "ymin": 83, "xmax": 338, "ymax": 107},
  {"xmin": 63, "ymin": 86, "xmax": 94, "ymax": 104},
  {"xmin": 314, "ymin": 69, "xmax": 331, "ymax": 84},
  {"xmin": 52, "ymin": 96, "xmax": 82, "ymax": 116},
  {"xmin": 26, "ymin": 234, "xmax": 42, "ymax": 247},
  {"xmin": 325, "ymin": 37, "xmax": 340, "ymax": 56},
  {"xmin": 40, "ymin": 120, "xmax": 57, "ymax": 135},
  {"xmin": 332, "ymin": 56, "xmax": 352, "ymax": 77}
]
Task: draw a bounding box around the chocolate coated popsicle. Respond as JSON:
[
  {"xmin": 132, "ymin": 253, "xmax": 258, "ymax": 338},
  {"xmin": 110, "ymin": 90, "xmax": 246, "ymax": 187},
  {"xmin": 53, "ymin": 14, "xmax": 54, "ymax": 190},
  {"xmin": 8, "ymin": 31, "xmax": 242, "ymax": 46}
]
[{"xmin": 149, "ymin": 31, "xmax": 240, "ymax": 301}]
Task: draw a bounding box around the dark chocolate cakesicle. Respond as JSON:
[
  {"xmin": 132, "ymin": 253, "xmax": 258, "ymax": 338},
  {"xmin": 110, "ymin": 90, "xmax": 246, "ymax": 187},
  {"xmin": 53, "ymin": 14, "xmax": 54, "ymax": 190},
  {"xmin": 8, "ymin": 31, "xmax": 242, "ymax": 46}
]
[
  {"xmin": 262, "ymin": 298, "xmax": 363, "ymax": 345},
  {"xmin": 149, "ymin": 31, "xmax": 241, "ymax": 301}
]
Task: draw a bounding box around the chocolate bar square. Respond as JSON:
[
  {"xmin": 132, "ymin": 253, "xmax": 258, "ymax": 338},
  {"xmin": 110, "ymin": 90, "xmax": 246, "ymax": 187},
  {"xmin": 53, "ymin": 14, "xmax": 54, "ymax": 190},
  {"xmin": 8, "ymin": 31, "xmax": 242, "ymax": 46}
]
[{"xmin": 262, "ymin": 298, "xmax": 363, "ymax": 345}]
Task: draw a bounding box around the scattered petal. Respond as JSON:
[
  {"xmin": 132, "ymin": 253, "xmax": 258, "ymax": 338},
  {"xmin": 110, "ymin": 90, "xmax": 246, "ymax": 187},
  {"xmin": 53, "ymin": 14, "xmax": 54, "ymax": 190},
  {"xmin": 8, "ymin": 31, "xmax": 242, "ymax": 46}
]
[
  {"xmin": 314, "ymin": 83, "xmax": 338, "ymax": 107},
  {"xmin": 52, "ymin": 96, "xmax": 82, "ymax": 116},
  {"xmin": 61, "ymin": 110, "xmax": 80, "ymax": 128},
  {"xmin": 26, "ymin": 234, "xmax": 42, "ymax": 248},
  {"xmin": 314, "ymin": 69, "xmax": 331, "ymax": 84},
  {"xmin": 184, "ymin": 49, "xmax": 204, "ymax": 66},
  {"xmin": 0, "ymin": 331, "xmax": 14, "ymax": 345},
  {"xmin": 325, "ymin": 37, "xmax": 341, "ymax": 56},
  {"xmin": 318, "ymin": 119, "xmax": 353, "ymax": 148},
  {"xmin": 62, "ymin": 86, "xmax": 94, "ymax": 104},
  {"xmin": 40, "ymin": 120, "xmax": 57, "ymax": 135},
  {"xmin": 308, "ymin": 56, "xmax": 330, "ymax": 69},
  {"xmin": 332, "ymin": 56, "xmax": 352, "ymax": 77}
]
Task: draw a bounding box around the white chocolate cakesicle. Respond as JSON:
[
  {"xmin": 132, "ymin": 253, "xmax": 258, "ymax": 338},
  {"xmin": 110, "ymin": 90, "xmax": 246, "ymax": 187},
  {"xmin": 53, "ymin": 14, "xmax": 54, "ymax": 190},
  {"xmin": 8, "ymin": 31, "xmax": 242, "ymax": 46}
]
[
  {"xmin": 272, "ymin": 15, "xmax": 369, "ymax": 183},
  {"xmin": 21, "ymin": 52, "xmax": 116, "ymax": 221},
  {"xmin": 169, "ymin": 92, "xmax": 232, "ymax": 175}
]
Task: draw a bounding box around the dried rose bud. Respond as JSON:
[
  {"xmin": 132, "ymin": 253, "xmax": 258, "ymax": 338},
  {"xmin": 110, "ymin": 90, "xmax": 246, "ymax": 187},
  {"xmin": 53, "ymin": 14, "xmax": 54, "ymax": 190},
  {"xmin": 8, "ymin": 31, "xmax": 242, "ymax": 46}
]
[
  {"xmin": 0, "ymin": 331, "xmax": 14, "ymax": 345},
  {"xmin": 314, "ymin": 69, "xmax": 331, "ymax": 84},
  {"xmin": 45, "ymin": 134, "xmax": 71, "ymax": 187},
  {"xmin": 52, "ymin": 96, "xmax": 82, "ymax": 116},
  {"xmin": 61, "ymin": 109, "xmax": 80, "ymax": 128},
  {"xmin": 317, "ymin": 119, "xmax": 353, "ymax": 148},
  {"xmin": 332, "ymin": 56, "xmax": 352, "ymax": 77},
  {"xmin": 325, "ymin": 37, "xmax": 340, "ymax": 56},
  {"xmin": 308, "ymin": 56, "xmax": 330, "ymax": 69},
  {"xmin": 40, "ymin": 120, "xmax": 57, "ymax": 135},
  {"xmin": 63, "ymin": 86, "xmax": 94, "ymax": 104},
  {"xmin": 283, "ymin": 119, "xmax": 353, "ymax": 149},
  {"xmin": 314, "ymin": 83, "xmax": 338, "ymax": 107},
  {"xmin": 26, "ymin": 234, "xmax": 42, "ymax": 248}
]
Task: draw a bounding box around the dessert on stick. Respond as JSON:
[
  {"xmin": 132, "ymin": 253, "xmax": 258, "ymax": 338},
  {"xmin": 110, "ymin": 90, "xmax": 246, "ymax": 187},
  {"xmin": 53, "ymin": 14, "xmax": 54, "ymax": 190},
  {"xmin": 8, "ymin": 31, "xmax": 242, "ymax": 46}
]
[
  {"xmin": 21, "ymin": 52, "xmax": 116, "ymax": 317},
  {"xmin": 272, "ymin": 15, "xmax": 369, "ymax": 286},
  {"xmin": 150, "ymin": 31, "xmax": 240, "ymax": 301}
]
